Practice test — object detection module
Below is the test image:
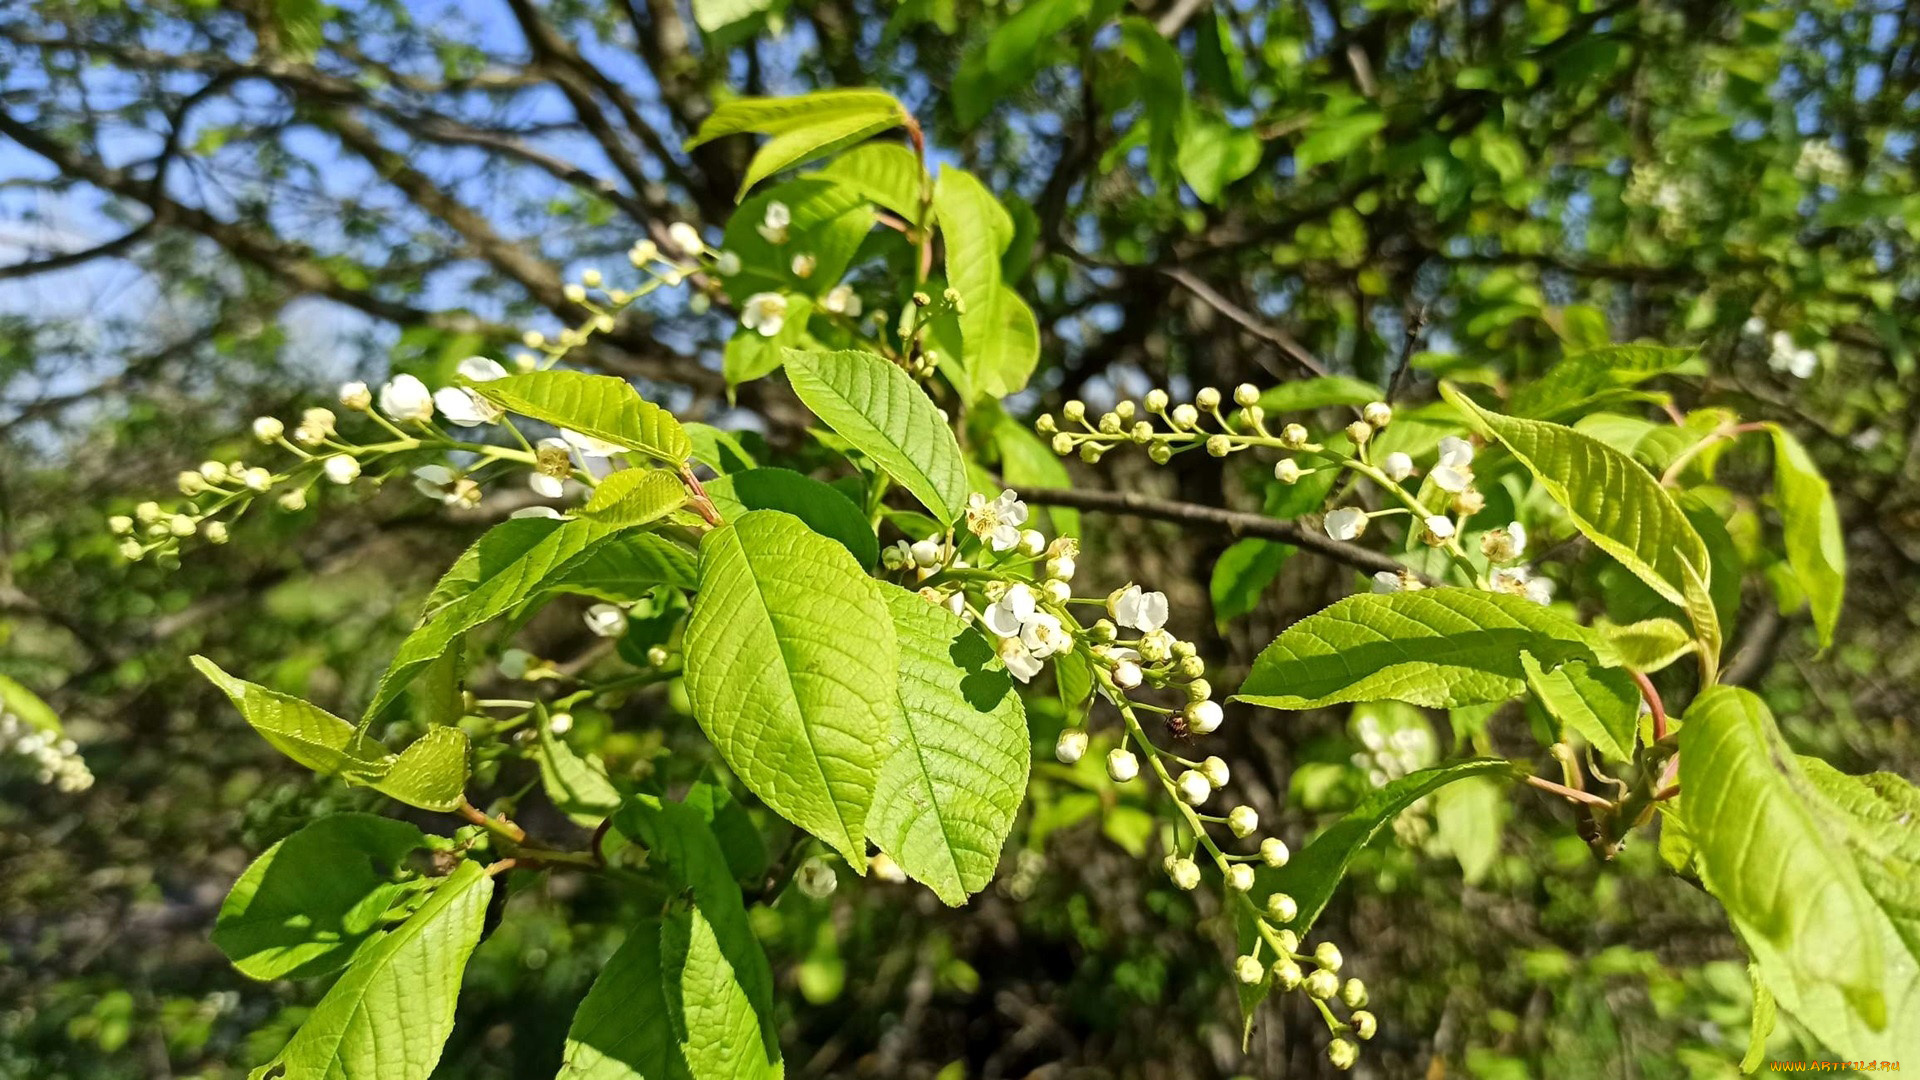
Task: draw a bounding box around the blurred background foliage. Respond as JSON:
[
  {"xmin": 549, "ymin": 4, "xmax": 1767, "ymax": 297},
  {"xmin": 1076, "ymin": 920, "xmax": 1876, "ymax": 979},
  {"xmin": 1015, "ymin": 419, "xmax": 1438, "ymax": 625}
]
[{"xmin": 1, "ymin": 0, "xmax": 1916, "ymax": 1076}]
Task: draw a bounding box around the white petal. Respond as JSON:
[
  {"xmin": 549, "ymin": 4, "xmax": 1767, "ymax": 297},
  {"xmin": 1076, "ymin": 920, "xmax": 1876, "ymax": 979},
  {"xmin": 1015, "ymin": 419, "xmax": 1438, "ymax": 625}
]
[
  {"xmin": 561, "ymin": 429, "xmax": 626, "ymax": 458},
  {"xmin": 434, "ymin": 387, "xmax": 490, "ymax": 426},
  {"xmin": 529, "ymin": 473, "xmax": 566, "ymax": 498},
  {"xmin": 1431, "ymin": 463, "xmax": 1471, "ymax": 493},
  {"xmin": 988, "ymin": 524, "xmax": 1021, "ymax": 552},
  {"xmin": 1437, "ymin": 435, "xmax": 1475, "ymax": 468},
  {"xmin": 1372, "ymin": 571, "xmax": 1403, "ymax": 593},
  {"xmin": 456, "ymin": 356, "xmax": 508, "ymax": 382},
  {"xmin": 983, "ymin": 600, "xmax": 1024, "ymax": 638}
]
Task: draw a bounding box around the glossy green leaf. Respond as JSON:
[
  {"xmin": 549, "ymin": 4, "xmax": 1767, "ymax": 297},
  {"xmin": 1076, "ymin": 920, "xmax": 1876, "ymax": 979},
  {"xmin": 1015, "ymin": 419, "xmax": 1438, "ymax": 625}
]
[
  {"xmin": 683, "ymin": 510, "xmax": 898, "ymax": 867},
  {"xmin": 686, "ymin": 90, "xmax": 909, "ymax": 199},
  {"xmin": 1680, "ymin": 687, "xmax": 1887, "ymax": 1047},
  {"xmin": 557, "ymin": 919, "xmax": 691, "ymax": 1080},
  {"xmin": 1443, "ymin": 384, "xmax": 1720, "ymax": 668},
  {"xmin": 670, "ymin": 907, "xmax": 782, "ymax": 1080},
  {"xmin": 1256, "ymin": 375, "xmax": 1381, "ymax": 413},
  {"xmin": 1209, "ymin": 538, "xmax": 1292, "ymax": 628},
  {"xmin": 194, "ymin": 656, "xmax": 389, "ymax": 779},
  {"xmin": 1176, "ymin": 107, "xmax": 1261, "ymax": 204},
  {"xmin": 719, "ymin": 180, "xmax": 872, "ymax": 305},
  {"xmin": 951, "ymin": 0, "xmax": 1088, "ymax": 129},
  {"xmin": 538, "ymin": 721, "xmax": 622, "ymax": 826},
  {"xmin": 704, "ymin": 467, "xmax": 878, "ymax": 567},
  {"xmin": 870, "ymin": 584, "xmax": 1029, "ymax": 905},
  {"xmin": 817, "ymin": 142, "xmax": 924, "ymax": 221},
  {"xmin": 470, "ymin": 371, "xmax": 691, "ymax": 466},
  {"xmin": 264, "ymin": 860, "xmax": 492, "ymax": 1080},
  {"xmin": 549, "ymin": 534, "xmax": 698, "ymax": 601},
  {"xmin": 782, "ymin": 348, "xmax": 968, "ymax": 523},
  {"xmin": 369, "ymin": 518, "xmax": 633, "ymax": 719},
  {"xmin": 933, "ymin": 166, "xmax": 1040, "ymax": 399},
  {"xmin": 0, "ymin": 674, "xmax": 61, "ymax": 734},
  {"xmin": 1767, "ymin": 424, "xmax": 1845, "ymax": 647},
  {"xmin": 581, "ymin": 469, "xmax": 690, "ymax": 525},
  {"xmin": 1432, "ymin": 774, "xmax": 1508, "ymax": 885},
  {"xmin": 684, "ymin": 424, "xmax": 758, "ymax": 475},
  {"xmin": 1508, "ymin": 345, "xmax": 1697, "ymax": 419},
  {"xmin": 423, "ymin": 518, "xmax": 563, "ymax": 617},
  {"xmin": 213, "ymin": 813, "xmax": 429, "ymax": 981},
  {"xmin": 375, "ymin": 726, "xmax": 471, "ymax": 812},
  {"xmin": 1235, "ymin": 588, "xmax": 1617, "ymax": 711},
  {"xmin": 1520, "ymin": 653, "xmax": 1639, "ymax": 763},
  {"xmin": 1601, "ymin": 617, "xmax": 1696, "ymax": 673}
]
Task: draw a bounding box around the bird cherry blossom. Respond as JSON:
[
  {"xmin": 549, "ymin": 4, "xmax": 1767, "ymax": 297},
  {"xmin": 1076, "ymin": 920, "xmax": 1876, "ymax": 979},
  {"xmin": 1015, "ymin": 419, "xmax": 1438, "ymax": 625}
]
[
  {"xmin": 740, "ymin": 292, "xmax": 788, "ymax": 337},
  {"xmin": 966, "ymin": 488, "xmax": 1029, "ymax": 552}
]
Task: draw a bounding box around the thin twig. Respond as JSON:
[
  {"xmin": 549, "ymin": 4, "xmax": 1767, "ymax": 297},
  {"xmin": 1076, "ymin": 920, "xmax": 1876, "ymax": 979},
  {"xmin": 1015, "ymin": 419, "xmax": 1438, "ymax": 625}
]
[
  {"xmin": 1158, "ymin": 267, "xmax": 1331, "ymax": 378},
  {"xmin": 1019, "ymin": 486, "xmax": 1420, "ymax": 580},
  {"xmin": 1525, "ymin": 773, "xmax": 1614, "ymax": 809}
]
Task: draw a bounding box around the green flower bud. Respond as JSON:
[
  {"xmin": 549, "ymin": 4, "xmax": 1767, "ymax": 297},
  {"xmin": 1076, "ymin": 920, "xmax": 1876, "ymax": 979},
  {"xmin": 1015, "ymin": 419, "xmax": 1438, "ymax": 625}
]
[
  {"xmin": 1280, "ymin": 423, "xmax": 1308, "ymax": 447},
  {"xmin": 1314, "ymin": 942, "xmax": 1344, "ymax": 972},
  {"xmin": 1196, "ymin": 387, "xmax": 1221, "ymax": 410},
  {"xmin": 1261, "ymin": 838, "xmax": 1291, "ymax": 868},
  {"xmin": 1036, "ymin": 413, "xmax": 1057, "ymax": 435},
  {"xmin": 1051, "ymin": 432, "xmax": 1075, "ymax": 455},
  {"xmin": 1235, "ymin": 954, "xmax": 1265, "ymax": 984},
  {"xmin": 1228, "ymin": 805, "xmax": 1259, "ymax": 838},
  {"xmin": 1271, "ymin": 959, "xmax": 1303, "ymax": 990},
  {"xmin": 1234, "ymin": 383, "xmax": 1260, "ymax": 407},
  {"xmin": 1148, "ymin": 443, "xmax": 1173, "ymax": 465},
  {"xmin": 1351, "ymin": 1010, "xmax": 1377, "ymax": 1040},
  {"xmin": 1062, "ymin": 400, "xmax": 1086, "ymax": 423},
  {"xmin": 1328, "ymin": 1037, "xmax": 1358, "ymax": 1070},
  {"xmin": 1226, "ymin": 863, "xmax": 1255, "ymax": 891},
  {"xmin": 1266, "ymin": 891, "xmax": 1298, "ymax": 922},
  {"xmin": 1341, "ymin": 977, "xmax": 1368, "ymax": 1009},
  {"xmin": 1145, "ymin": 389, "xmax": 1169, "ymax": 411},
  {"xmin": 1205, "ymin": 434, "xmax": 1232, "ymax": 457},
  {"xmin": 1306, "ymin": 968, "xmax": 1340, "ymax": 1000},
  {"xmin": 1113, "ymin": 399, "xmax": 1136, "ymax": 421},
  {"xmin": 1363, "ymin": 401, "xmax": 1392, "ymax": 428}
]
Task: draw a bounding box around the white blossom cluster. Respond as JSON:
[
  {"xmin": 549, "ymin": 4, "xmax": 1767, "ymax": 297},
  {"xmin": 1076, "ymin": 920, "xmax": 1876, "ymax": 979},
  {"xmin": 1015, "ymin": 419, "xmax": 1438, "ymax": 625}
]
[
  {"xmin": 723, "ymin": 201, "xmax": 862, "ymax": 340},
  {"xmin": 0, "ymin": 712, "xmax": 92, "ymax": 793},
  {"xmin": 1745, "ymin": 321, "xmax": 1820, "ymax": 380}
]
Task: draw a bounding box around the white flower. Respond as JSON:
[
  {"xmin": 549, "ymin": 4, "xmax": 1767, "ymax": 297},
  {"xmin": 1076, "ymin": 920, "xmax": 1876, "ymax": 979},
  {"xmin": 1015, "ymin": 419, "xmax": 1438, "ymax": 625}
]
[
  {"xmin": 983, "ymin": 583, "xmax": 1037, "ymax": 638},
  {"xmin": 997, "ymin": 636, "xmax": 1044, "ymax": 682},
  {"xmin": 1437, "ymin": 435, "xmax": 1474, "ymax": 467},
  {"xmin": 740, "ymin": 292, "xmax": 788, "ymax": 337},
  {"xmin": 1432, "ymin": 436, "xmax": 1474, "ymax": 492},
  {"xmin": 790, "ymin": 253, "xmax": 816, "ymax": 278},
  {"xmin": 965, "ymin": 489, "xmax": 1029, "ymax": 551},
  {"xmin": 1184, "ymin": 699, "xmax": 1223, "ymax": 735},
  {"xmin": 434, "ymin": 386, "xmax": 502, "ymax": 427},
  {"xmin": 1177, "ymin": 769, "xmax": 1212, "ymax": 805},
  {"xmin": 1382, "ymin": 451, "xmax": 1414, "ymax": 481},
  {"xmin": 511, "ymin": 505, "xmax": 563, "ymax": 519},
  {"xmin": 714, "ymin": 250, "xmax": 742, "ymax": 275},
  {"xmin": 1106, "ymin": 748, "xmax": 1139, "ymax": 783},
  {"xmin": 1423, "ymin": 515, "xmax": 1456, "ymax": 541},
  {"xmin": 668, "ymin": 221, "xmax": 704, "ymax": 255},
  {"xmin": 529, "ymin": 472, "xmax": 565, "ymax": 499},
  {"xmin": 870, "ymin": 852, "xmax": 907, "ymax": 883},
  {"xmin": 1108, "ymin": 584, "xmax": 1169, "ymax": 632},
  {"xmin": 1324, "ymin": 507, "xmax": 1368, "ymax": 541},
  {"xmin": 379, "ymin": 374, "xmax": 435, "ymax": 423},
  {"xmin": 1019, "ymin": 611, "xmax": 1072, "ymax": 659},
  {"xmin": 821, "ymin": 284, "xmax": 861, "ymax": 316},
  {"xmin": 1372, "ymin": 570, "xmax": 1406, "ymax": 593},
  {"xmin": 561, "ymin": 428, "xmax": 626, "ymax": 458},
  {"xmin": 583, "ymin": 603, "xmax": 627, "ymax": 638},
  {"xmin": 252, "ymin": 416, "xmax": 284, "ymax": 443},
  {"xmin": 548, "ymin": 711, "xmax": 574, "ymax": 734},
  {"xmin": 757, "ymin": 201, "xmax": 790, "ymax": 244},
  {"xmin": 1742, "ymin": 315, "xmax": 1766, "ymax": 336},
  {"xmin": 1261, "ymin": 838, "xmax": 1291, "ymax": 868},
  {"xmin": 456, "ymin": 356, "xmax": 508, "ymax": 382},
  {"xmin": 1228, "ymin": 805, "xmax": 1259, "ymax": 838},
  {"xmin": 323, "ymin": 455, "xmax": 360, "ymax": 485},
  {"xmin": 338, "ymin": 380, "xmax": 372, "ymax": 410},
  {"xmin": 1481, "ymin": 521, "xmax": 1526, "ymax": 562},
  {"xmin": 1055, "ymin": 728, "xmax": 1089, "ymax": 764},
  {"xmin": 1787, "ymin": 348, "xmax": 1818, "ymax": 379},
  {"xmin": 1490, "ymin": 565, "xmax": 1555, "ymax": 605}
]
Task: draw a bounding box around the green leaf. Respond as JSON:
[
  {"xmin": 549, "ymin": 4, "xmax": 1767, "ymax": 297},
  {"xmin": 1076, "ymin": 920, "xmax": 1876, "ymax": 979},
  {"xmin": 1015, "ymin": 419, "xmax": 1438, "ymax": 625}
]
[
  {"xmin": 685, "ymin": 90, "xmax": 910, "ymax": 199},
  {"xmin": 989, "ymin": 409, "xmax": 1076, "ymax": 535},
  {"xmin": 1766, "ymin": 424, "xmax": 1845, "ymax": 647},
  {"xmin": 1509, "ymin": 345, "xmax": 1697, "ymax": 419},
  {"xmin": 1234, "ymin": 588, "xmax": 1617, "ymax": 711},
  {"xmin": 1520, "ymin": 653, "xmax": 1639, "ymax": 763},
  {"xmin": 669, "ymin": 907, "xmax": 782, "ymax": 1080},
  {"xmin": 1442, "ymin": 384, "xmax": 1720, "ymax": 669},
  {"xmin": 470, "ymin": 371, "xmax": 691, "ymax": 466},
  {"xmin": 951, "ymin": 0, "xmax": 1088, "ymax": 129},
  {"xmin": 683, "ymin": 510, "xmax": 898, "ymax": 867},
  {"xmin": 1256, "ymin": 375, "xmax": 1381, "ymax": 413},
  {"xmin": 1744, "ymin": 964, "xmax": 1776, "ymax": 1073},
  {"xmin": 719, "ymin": 181, "xmax": 873, "ymax": 306},
  {"xmin": 871, "ymin": 584, "xmax": 1029, "ymax": 905},
  {"xmin": 1209, "ymin": 538, "xmax": 1292, "ymax": 628},
  {"xmin": 1256, "ymin": 760, "xmax": 1517, "ymax": 934},
  {"xmin": 265, "ymin": 860, "xmax": 492, "ymax": 1080},
  {"xmin": 1294, "ymin": 107, "xmax": 1386, "ymax": 172},
  {"xmin": 423, "ymin": 518, "xmax": 563, "ymax": 616},
  {"xmin": 1176, "ymin": 107, "xmax": 1261, "ymax": 204},
  {"xmin": 549, "ymin": 534, "xmax": 698, "ymax": 602},
  {"xmin": 213, "ymin": 813, "xmax": 430, "ymax": 981},
  {"xmin": 376, "ymin": 726, "xmax": 471, "ymax": 812},
  {"xmin": 615, "ymin": 795, "xmax": 779, "ymax": 1060},
  {"xmin": 933, "ymin": 166, "xmax": 1041, "ymax": 399},
  {"xmin": 1680, "ymin": 687, "xmax": 1888, "ymax": 1047},
  {"xmin": 581, "ymin": 469, "xmax": 690, "ymax": 525},
  {"xmin": 1432, "ymin": 774, "xmax": 1508, "ymax": 885},
  {"xmin": 369, "ymin": 518, "xmax": 634, "ymax": 719},
  {"xmin": 1601, "ymin": 617, "xmax": 1696, "ymax": 673},
  {"xmin": 538, "ymin": 721, "xmax": 623, "ymax": 825},
  {"xmin": 684, "ymin": 781, "xmax": 770, "ymax": 883},
  {"xmin": 684, "ymin": 424, "xmax": 758, "ymax": 474},
  {"xmin": 0, "ymin": 674, "xmax": 61, "ymax": 734},
  {"xmin": 782, "ymin": 348, "xmax": 969, "ymax": 524},
  {"xmin": 557, "ymin": 919, "xmax": 691, "ymax": 1080},
  {"xmin": 704, "ymin": 467, "xmax": 878, "ymax": 567},
  {"xmin": 194, "ymin": 656, "xmax": 389, "ymax": 779},
  {"xmin": 817, "ymin": 142, "xmax": 924, "ymax": 221},
  {"xmin": 691, "ymin": 0, "xmax": 773, "ymax": 33},
  {"xmin": 1118, "ymin": 18, "xmax": 1185, "ymax": 186}
]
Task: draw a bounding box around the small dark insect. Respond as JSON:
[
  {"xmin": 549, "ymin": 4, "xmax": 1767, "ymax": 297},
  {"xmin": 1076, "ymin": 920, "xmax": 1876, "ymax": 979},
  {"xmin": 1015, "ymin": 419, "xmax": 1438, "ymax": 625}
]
[{"xmin": 1165, "ymin": 711, "xmax": 1193, "ymax": 743}]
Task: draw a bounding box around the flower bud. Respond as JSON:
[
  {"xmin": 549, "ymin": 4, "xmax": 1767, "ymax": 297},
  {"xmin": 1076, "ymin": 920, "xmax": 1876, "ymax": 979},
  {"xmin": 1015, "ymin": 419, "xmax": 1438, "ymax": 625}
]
[
  {"xmin": 1056, "ymin": 728, "xmax": 1089, "ymax": 764},
  {"xmin": 1062, "ymin": 400, "xmax": 1086, "ymax": 423},
  {"xmin": 253, "ymin": 416, "xmax": 285, "ymax": 442},
  {"xmin": 583, "ymin": 603, "xmax": 627, "ymax": 638},
  {"xmin": 178, "ymin": 471, "xmax": 207, "ymax": 496},
  {"xmin": 1184, "ymin": 699, "xmax": 1222, "ymax": 735},
  {"xmin": 1421, "ymin": 515, "xmax": 1456, "ymax": 545},
  {"xmin": 199, "ymin": 460, "xmax": 229, "ymax": 484},
  {"xmin": 1201, "ymin": 755, "xmax": 1230, "ymax": 788},
  {"xmin": 204, "ymin": 521, "xmax": 230, "ymax": 545},
  {"xmin": 1018, "ymin": 528, "xmax": 1047, "ymax": 556},
  {"xmin": 1148, "ymin": 443, "xmax": 1173, "ymax": 464},
  {"xmin": 1205, "ymin": 434, "xmax": 1232, "ymax": 457},
  {"xmin": 1274, "ymin": 458, "xmax": 1302, "ymax": 484},
  {"xmin": 108, "ymin": 515, "xmax": 134, "ymax": 535},
  {"xmin": 794, "ymin": 857, "xmax": 837, "ymax": 899},
  {"xmin": 1234, "ymin": 383, "xmax": 1260, "ymax": 407},
  {"xmin": 1045, "ymin": 553, "xmax": 1076, "ymax": 580},
  {"xmin": 1177, "ymin": 769, "xmax": 1212, "ymax": 805},
  {"xmin": 1272, "ymin": 959, "xmax": 1303, "ymax": 989},
  {"xmin": 1168, "ymin": 857, "xmax": 1201, "ymax": 890},
  {"xmin": 1106, "ymin": 748, "xmax": 1139, "ymax": 783},
  {"xmin": 1112, "ymin": 660, "xmax": 1142, "ymax": 689},
  {"xmin": 1280, "ymin": 423, "xmax": 1308, "ymax": 447},
  {"xmin": 243, "ymin": 467, "xmax": 272, "ymax": 492},
  {"xmin": 1145, "ymin": 388, "xmax": 1169, "ymax": 411},
  {"xmin": 1137, "ymin": 629, "xmax": 1174, "ymax": 663},
  {"xmin": 1089, "ymin": 618, "xmax": 1116, "ymax": 643},
  {"xmin": 564, "ymin": 283, "xmax": 587, "ymax": 304},
  {"xmin": 1261, "ymin": 837, "xmax": 1291, "ymax": 868},
  {"xmin": 1328, "ymin": 1037, "xmax": 1358, "ymax": 1070},
  {"xmin": 548, "ymin": 711, "xmax": 574, "ymax": 734},
  {"xmin": 1079, "ymin": 444, "xmax": 1103, "ymax": 464},
  {"xmin": 1351, "ymin": 1011, "xmax": 1377, "ymax": 1040},
  {"xmin": 1171, "ymin": 403, "xmax": 1199, "ymax": 429},
  {"xmin": 909, "ymin": 539, "xmax": 942, "ymax": 567},
  {"xmin": 1277, "ymin": 929, "xmax": 1299, "ymax": 953},
  {"xmin": 1306, "ymin": 968, "xmax": 1340, "ymax": 1000},
  {"xmin": 277, "ymin": 489, "xmax": 308, "ymax": 512},
  {"xmin": 1345, "ymin": 420, "xmax": 1373, "ymax": 445},
  {"xmin": 119, "ymin": 538, "xmax": 144, "ymax": 561},
  {"xmin": 1051, "ymin": 432, "xmax": 1075, "ymax": 455},
  {"xmin": 1314, "ymin": 942, "xmax": 1344, "ymax": 972},
  {"xmin": 1196, "ymin": 387, "xmax": 1221, "ymax": 410},
  {"xmin": 646, "ymin": 645, "xmax": 670, "ymax": 667},
  {"xmin": 631, "ymin": 239, "xmax": 661, "ymax": 266},
  {"xmin": 1362, "ymin": 401, "xmax": 1392, "ymax": 427},
  {"xmin": 1234, "ymin": 954, "xmax": 1265, "ymax": 984},
  {"xmin": 1097, "ymin": 412, "xmax": 1122, "ymax": 435},
  {"xmin": 324, "ymin": 455, "xmax": 361, "ymax": 485},
  {"xmin": 1226, "ymin": 863, "xmax": 1255, "ymax": 891},
  {"xmin": 1341, "ymin": 978, "xmax": 1369, "ymax": 1009},
  {"xmin": 1113, "ymin": 400, "xmax": 1135, "ymax": 421},
  {"xmin": 1267, "ymin": 890, "xmax": 1298, "ymax": 921},
  {"xmin": 1036, "ymin": 413, "xmax": 1057, "ymax": 435},
  {"xmin": 1043, "ymin": 578, "xmax": 1071, "ymax": 604},
  {"xmin": 1131, "ymin": 421, "xmax": 1154, "ymax": 443},
  {"xmin": 1228, "ymin": 805, "xmax": 1259, "ymax": 838},
  {"xmin": 168, "ymin": 513, "xmax": 196, "ymax": 538}
]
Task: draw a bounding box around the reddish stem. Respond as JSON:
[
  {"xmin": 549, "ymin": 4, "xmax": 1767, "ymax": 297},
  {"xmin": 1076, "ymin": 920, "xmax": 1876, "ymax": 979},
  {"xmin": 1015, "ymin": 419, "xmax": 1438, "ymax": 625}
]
[
  {"xmin": 1632, "ymin": 670, "xmax": 1668, "ymax": 742},
  {"xmin": 1525, "ymin": 773, "xmax": 1615, "ymax": 809}
]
